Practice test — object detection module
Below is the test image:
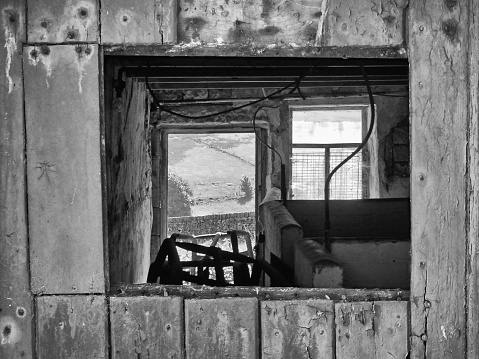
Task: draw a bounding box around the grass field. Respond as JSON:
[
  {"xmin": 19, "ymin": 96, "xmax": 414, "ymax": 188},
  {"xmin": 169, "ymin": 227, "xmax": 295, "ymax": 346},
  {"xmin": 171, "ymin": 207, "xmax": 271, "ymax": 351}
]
[{"xmin": 168, "ymin": 133, "xmax": 256, "ymax": 216}]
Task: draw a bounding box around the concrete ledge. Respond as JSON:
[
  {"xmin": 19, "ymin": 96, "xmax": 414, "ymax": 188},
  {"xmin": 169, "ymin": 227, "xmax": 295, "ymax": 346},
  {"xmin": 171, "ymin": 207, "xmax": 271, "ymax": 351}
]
[
  {"xmin": 331, "ymin": 238, "xmax": 410, "ymax": 289},
  {"xmin": 260, "ymin": 200, "xmax": 303, "ymax": 270},
  {"xmin": 295, "ymin": 238, "xmax": 343, "ymax": 288}
]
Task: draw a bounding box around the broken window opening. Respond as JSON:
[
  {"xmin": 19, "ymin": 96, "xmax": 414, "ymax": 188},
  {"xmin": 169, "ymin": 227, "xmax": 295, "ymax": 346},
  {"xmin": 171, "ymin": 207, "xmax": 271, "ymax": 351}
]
[
  {"xmin": 104, "ymin": 55, "xmax": 411, "ymax": 291},
  {"xmin": 160, "ymin": 130, "xmax": 259, "ymax": 284}
]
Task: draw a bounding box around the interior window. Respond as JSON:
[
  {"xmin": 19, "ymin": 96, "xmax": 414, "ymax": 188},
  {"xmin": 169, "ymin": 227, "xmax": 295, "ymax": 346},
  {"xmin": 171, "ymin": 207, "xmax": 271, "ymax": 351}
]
[{"xmin": 291, "ymin": 106, "xmax": 369, "ymax": 200}]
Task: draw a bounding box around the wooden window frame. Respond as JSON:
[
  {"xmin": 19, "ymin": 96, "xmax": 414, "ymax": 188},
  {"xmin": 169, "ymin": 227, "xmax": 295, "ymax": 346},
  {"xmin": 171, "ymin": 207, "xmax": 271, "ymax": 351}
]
[{"xmin": 288, "ymin": 103, "xmax": 372, "ymax": 200}]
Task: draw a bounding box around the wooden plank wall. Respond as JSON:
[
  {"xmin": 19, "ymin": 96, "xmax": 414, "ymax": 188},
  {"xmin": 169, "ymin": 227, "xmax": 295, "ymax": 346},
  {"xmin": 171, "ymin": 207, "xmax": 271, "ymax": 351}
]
[
  {"xmin": 108, "ymin": 78, "xmax": 152, "ymax": 284},
  {"xmin": 36, "ymin": 296, "xmax": 107, "ymax": 358},
  {"xmin": 98, "ymin": 0, "xmax": 407, "ymax": 49},
  {"xmin": 0, "ymin": 2, "xmax": 33, "ymax": 358},
  {"xmin": 110, "ymin": 297, "xmax": 183, "ymax": 358},
  {"xmin": 7, "ymin": 0, "xmax": 479, "ymax": 358},
  {"xmin": 467, "ymin": 1, "xmax": 479, "ymax": 357},
  {"xmin": 24, "ymin": 44, "xmax": 104, "ymax": 294},
  {"xmin": 108, "ymin": 296, "xmax": 409, "ymax": 358},
  {"xmin": 409, "ymin": 1, "xmax": 471, "ymax": 358}
]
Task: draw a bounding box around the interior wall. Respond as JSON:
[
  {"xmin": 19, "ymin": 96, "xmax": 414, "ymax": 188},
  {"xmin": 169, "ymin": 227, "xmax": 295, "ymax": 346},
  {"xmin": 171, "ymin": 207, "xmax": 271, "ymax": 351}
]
[
  {"xmin": 376, "ymin": 96, "xmax": 410, "ymax": 198},
  {"xmin": 282, "ymin": 94, "xmax": 409, "ymax": 199},
  {"xmin": 153, "ymin": 87, "xmax": 409, "ymax": 202},
  {"xmin": 108, "ymin": 78, "xmax": 152, "ymax": 283}
]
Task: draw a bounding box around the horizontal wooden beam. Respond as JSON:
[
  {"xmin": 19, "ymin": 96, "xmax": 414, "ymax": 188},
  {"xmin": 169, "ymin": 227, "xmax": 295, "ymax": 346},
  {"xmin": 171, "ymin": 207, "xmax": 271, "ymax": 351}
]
[
  {"xmin": 130, "ymin": 66, "xmax": 408, "ymax": 77},
  {"xmin": 111, "ymin": 283, "xmax": 409, "ymax": 301},
  {"xmin": 104, "ymin": 45, "xmax": 408, "ymax": 59},
  {"xmin": 146, "ymin": 80, "xmax": 407, "ymax": 90}
]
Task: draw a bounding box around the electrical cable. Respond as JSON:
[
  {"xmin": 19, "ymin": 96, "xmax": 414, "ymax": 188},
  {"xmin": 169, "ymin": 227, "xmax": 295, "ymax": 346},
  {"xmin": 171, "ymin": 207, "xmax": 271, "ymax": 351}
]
[
  {"xmin": 144, "ymin": 62, "xmax": 319, "ymax": 204},
  {"xmin": 144, "ymin": 61, "xmax": 319, "ymax": 121},
  {"xmin": 324, "ymin": 65, "xmax": 375, "ymax": 252},
  {"xmin": 252, "ymin": 105, "xmax": 283, "ymax": 164},
  {"xmin": 252, "ymin": 103, "xmax": 294, "ymax": 205},
  {"xmin": 146, "ymin": 72, "xmax": 298, "ymax": 121}
]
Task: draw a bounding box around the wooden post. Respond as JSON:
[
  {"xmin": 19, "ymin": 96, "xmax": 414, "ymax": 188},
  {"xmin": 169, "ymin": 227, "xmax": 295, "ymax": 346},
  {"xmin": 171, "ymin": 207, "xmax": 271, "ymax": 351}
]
[
  {"xmin": 467, "ymin": 0, "xmax": 479, "ymax": 357},
  {"xmin": 0, "ymin": 2, "xmax": 34, "ymax": 358},
  {"xmin": 409, "ymin": 1, "xmax": 469, "ymax": 357},
  {"xmin": 24, "ymin": 44, "xmax": 104, "ymax": 294}
]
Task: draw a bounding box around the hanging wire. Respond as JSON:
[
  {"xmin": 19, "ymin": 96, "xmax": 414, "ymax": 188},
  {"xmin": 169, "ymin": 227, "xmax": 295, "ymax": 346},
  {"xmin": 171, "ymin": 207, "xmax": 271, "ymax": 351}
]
[
  {"xmin": 252, "ymin": 105, "xmax": 283, "ymax": 164},
  {"xmin": 146, "ymin": 71, "xmax": 301, "ymax": 121},
  {"xmin": 324, "ymin": 65, "xmax": 375, "ymax": 252},
  {"xmin": 144, "ymin": 62, "xmax": 320, "ymax": 204}
]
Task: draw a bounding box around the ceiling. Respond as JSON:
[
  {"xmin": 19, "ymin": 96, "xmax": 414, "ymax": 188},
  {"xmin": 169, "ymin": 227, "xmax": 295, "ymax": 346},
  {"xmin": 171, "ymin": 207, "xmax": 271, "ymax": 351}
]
[{"xmin": 115, "ymin": 56, "xmax": 408, "ymax": 93}]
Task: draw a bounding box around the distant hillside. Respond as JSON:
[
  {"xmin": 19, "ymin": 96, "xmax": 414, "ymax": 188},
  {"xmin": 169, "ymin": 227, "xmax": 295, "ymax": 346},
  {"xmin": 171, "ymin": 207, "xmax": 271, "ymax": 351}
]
[{"xmin": 168, "ymin": 133, "xmax": 256, "ymax": 216}]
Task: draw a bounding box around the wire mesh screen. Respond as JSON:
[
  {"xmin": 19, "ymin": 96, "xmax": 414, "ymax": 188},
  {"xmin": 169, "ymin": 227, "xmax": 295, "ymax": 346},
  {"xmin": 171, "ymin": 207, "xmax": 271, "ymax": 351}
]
[{"xmin": 291, "ymin": 148, "xmax": 364, "ymax": 200}]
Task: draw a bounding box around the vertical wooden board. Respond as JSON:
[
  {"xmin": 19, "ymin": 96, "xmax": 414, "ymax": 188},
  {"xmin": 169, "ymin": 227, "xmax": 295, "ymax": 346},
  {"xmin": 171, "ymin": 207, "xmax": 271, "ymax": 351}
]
[
  {"xmin": 177, "ymin": 0, "xmax": 326, "ymax": 46},
  {"xmin": 323, "ymin": 0, "xmax": 407, "ymax": 47},
  {"xmin": 335, "ymin": 302, "xmax": 408, "ymax": 359},
  {"xmin": 185, "ymin": 298, "xmax": 258, "ymax": 359},
  {"xmin": 101, "ymin": 0, "xmax": 177, "ymax": 45},
  {"xmin": 335, "ymin": 302, "xmax": 375, "ymax": 358},
  {"xmin": 0, "ymin": 3, "xmax": 34, "ymax": 359},
  {"xmin": 108, "ymin": 79, "xmax": 152, "ymax": 284},
  {"xmin": 409, "ymin": 1, "xmax": 468, "ymax": 358},
  {"xmin": 261, "ymin": 300, "xmax": 334, "ymax": 359},
  {"xmin": 37, "ymin": 295, "xmax": 107, "ymax": 358},
  {"xmin": 468, "ymin": 2, "xmax": 479, "ymax": 357},
  {"xmin": 24, "ymin": 45, "xmax": 104, "ymax": 294},
  {"xmin": 110, "ymin": 296, "xmax": 184, "ymax": 359},
  {"xmin": 373, "ymin": 301, "xmax": 409, "ymax": 358},
  {"xmin": 27, "ymin": 0, "xmax": 98, "ymax": 43}
]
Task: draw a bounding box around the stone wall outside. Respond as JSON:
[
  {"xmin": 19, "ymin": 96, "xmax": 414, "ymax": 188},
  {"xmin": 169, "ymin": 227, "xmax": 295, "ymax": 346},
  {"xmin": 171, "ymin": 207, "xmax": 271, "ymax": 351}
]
[{"xmin": 168, "ymin": 212, "xmax": 256, "ymax": 244}]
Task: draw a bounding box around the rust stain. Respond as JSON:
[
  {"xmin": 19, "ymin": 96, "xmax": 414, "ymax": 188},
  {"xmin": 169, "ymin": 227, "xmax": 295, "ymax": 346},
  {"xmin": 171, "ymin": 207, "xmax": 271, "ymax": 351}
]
[
  {"xmin": 259, "ymin": 25, "xmax": 280, "ymax": 36},
  {"xmin": 2, "ymin": 7, "xmax": 21, "ymax": 94},
  {"xmin": 0, "ymin": 316, "xmax": 21, "ymax": 346},
  {"xmin": 315, "ymin": 0, "xmax": 328, "ymax": 45},
  {"xmin": 73, "ymin": 45, "xmax": 95, "ymax": 94}
]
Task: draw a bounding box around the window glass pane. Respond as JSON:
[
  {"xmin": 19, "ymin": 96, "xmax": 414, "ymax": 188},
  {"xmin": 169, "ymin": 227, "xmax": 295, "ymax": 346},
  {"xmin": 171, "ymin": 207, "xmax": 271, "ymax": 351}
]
[
  {"xmin": 292, "ymin": 109, "xmax": 362, "ymax": 144},
  {"xmin": 291, "ymin": 148, "xmax": 325, "ymax": 200},
  {"xmin": 291, "ymin": 148, "xmax": 364, "ymax": 200},
  {"xmin": 329, "ymin": 148, "xmax": 363, "ymax": 199}
]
